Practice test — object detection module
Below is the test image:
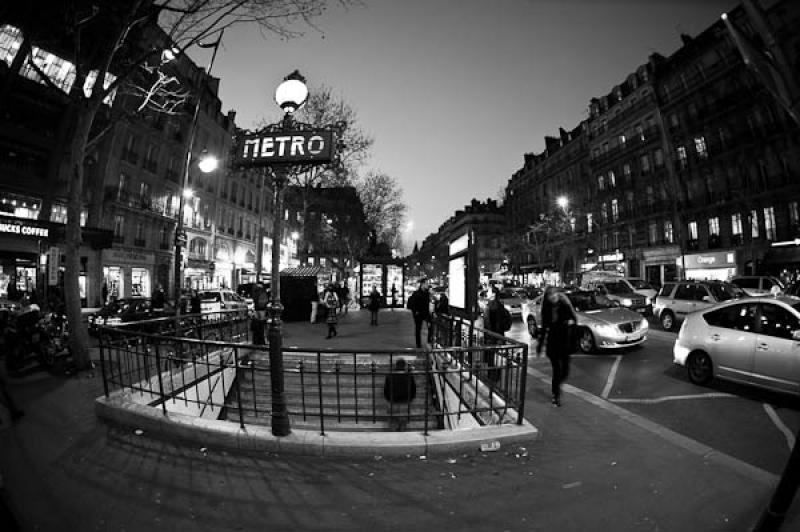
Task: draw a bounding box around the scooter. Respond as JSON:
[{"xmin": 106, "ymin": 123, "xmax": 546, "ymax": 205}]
[{"xmin": 1, "ymin": 307, "xmax": 67, "ymax": 372}]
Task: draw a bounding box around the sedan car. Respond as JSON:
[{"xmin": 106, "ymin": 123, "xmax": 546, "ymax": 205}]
[
  {"xmin": 673, "ymin": 296, "xmax": 800, "ymax": 395},
  {"xmin": 523, "ymin": 290, "xmax": 648, "ymax": 353},
  {"xmin": 497, "ymin": 288, "xmax": 525, "ymax": 318},
  {"xmin": 198, "ymin": 289, "xmax": 248, "ymax": 313},
  {"xmin": 88, "ymin": 297, "xmax": 171, "ymax": 334}
]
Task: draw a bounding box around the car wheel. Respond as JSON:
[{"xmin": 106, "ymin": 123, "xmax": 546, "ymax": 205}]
[
  {"xmin": 660, "ymin": 311, "xmax": 676, "ymax": 331},
  {"xmin": 687, "ymin": 351, "xmax": 713, "ymax": 385},
  {"xmin": 526, "ymin": 317, "xmax": 538, "ymax": 338},
  {"xmin": 578, "ymin": 327, "xmax": 596, "ymax": 354}
]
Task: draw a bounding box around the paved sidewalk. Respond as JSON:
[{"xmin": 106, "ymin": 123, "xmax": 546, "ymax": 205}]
[{"xmin": 1, "ymin": 309, "xmax": 798, "ymax": 531}]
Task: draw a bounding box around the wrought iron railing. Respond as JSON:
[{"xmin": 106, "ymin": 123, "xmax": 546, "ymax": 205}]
[{"xmin": 96, "ymin": 311, "xmax": 529, "ymax": 435}]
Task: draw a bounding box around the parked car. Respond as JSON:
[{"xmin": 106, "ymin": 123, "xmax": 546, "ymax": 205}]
[
  {"xmin": 730, "ymin": 276, "xmax": 784, "ymax": 297},
  {"xmin": 88, "ymin": 297, "xmax": 172, "ymax": 335},
  {"xmin": 653, "ymin": 280, "xmax": 747, "ymax": 331},
  {"xmin": 522, "ymin": 289, "xmax": 648, "ymax": 353},
  {"xmin": 497, "ymin": 288, "xmax": 524, "ymax": 318},
  {"xmin": 581, "ymin": 272, "xmax": 657, "ymax": 303},
  {"xmin": 198, "ymin": 289, "xmax": 248, "ymax": 313},
  {"xmin": 582, "ymin": 279, "xmax": 649, "ymax": 314},
  {"xmin": 673, "ymin": 295, "xmax": 800, "ymax": 395}
]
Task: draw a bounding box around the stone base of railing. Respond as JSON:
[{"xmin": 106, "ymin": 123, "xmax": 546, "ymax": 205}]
[{"xmin": 95, "ymin": 391, "xmax": 538, "ymax": 457}]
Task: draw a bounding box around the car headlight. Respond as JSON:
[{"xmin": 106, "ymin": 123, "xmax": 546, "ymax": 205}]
[
  {"xmin": 622, "ymin": 298, "xmax": 633, "ymax": 307},
  {"xmin": 640, "ymin": 318, "xmax": 649, "ymax": 330},
  {"xmin": 644, "ymin": 297, "xmax": 651, "ymax": 305},
  {"xmin": 593, "ymin": 323, "xmax": 617, "ymax": 336},
  {"xmin": 504, "ymin": 304, "xmax": 512, "ymax": 311}
]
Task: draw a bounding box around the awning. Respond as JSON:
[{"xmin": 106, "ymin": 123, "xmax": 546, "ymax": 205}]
[{"xmin": 280, "ymin": 266, "xmax": 333, "ymax": 277}]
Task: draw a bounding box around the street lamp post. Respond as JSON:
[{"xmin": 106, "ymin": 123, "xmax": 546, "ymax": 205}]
[
  {"xmin": 234, "ymin": 70, "xmax": 342, "ymax": 437},
  {"xmin": 173, "ymin": 31, "xmax": 223, "ymax": 312}
]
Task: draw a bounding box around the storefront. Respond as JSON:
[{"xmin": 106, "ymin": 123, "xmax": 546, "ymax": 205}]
[
  {"xmin": 678, "ymin": 250, "xmax": 738, "ymax": 282},
  {"xmin": 101, "ymin": 249, "xmax": 155, "ymax": 299},
  {"xmin": 642, "ymin": 245, "xmax": 680, "ymax": 287},
  {"xmin": 358, "ymin": 258, "xmax": 406, "ymax": 308}
]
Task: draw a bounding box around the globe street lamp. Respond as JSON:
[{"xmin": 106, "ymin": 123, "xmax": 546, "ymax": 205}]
[
  {"xmin": 264, "ymin": 70, "xmax": 309, "ymax": 437},
  {"xmin": 557, "ymin": 195, "xmax": 569, "ymax": 211}
]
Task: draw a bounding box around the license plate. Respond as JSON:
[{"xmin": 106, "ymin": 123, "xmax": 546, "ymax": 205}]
[{"xmin": 627, "ymin": 333, "xmax": 641, "ymax": 342}]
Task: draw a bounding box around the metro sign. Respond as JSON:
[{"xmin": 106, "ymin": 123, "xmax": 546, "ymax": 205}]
[{"xmin": 237, "ymin": 130, "xmax": 334, "ymax": 166}]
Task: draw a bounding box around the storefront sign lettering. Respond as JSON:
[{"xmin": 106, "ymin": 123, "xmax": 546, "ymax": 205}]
[
  {"xmin": 679, "ymin": 251, "xmax": 737, "ymax": 269},
  {"xmin": 0, "ymin": 222, "xmax": 49, "ymax": 238}
]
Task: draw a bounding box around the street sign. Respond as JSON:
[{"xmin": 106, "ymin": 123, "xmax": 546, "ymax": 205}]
[{"xmin": 236, "ymin": 130, "xmax": 334, "ymax": 165}]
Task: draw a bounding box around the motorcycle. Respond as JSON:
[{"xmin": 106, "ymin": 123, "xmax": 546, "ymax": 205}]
[{"xmin": 1, "ymin": 307, "xmax": 69, "ymax": 372}]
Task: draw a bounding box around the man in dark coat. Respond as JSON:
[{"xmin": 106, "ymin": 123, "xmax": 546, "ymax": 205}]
[
  {"xmin": 383, "ymin": 359, "xmax": 416, "ymax": 431},
  {"xmin": 407, "ymin": 278, "xmax": 431, "ymax": 348},
  {"xmin": 539, "ymin": 286, "xmax": 577, "ymax": 407}
]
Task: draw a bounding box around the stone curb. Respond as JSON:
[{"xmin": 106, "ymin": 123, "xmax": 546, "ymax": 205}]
[{"xmin": 94, "ymin": 394, "xmax": 538, "ymax": 457}]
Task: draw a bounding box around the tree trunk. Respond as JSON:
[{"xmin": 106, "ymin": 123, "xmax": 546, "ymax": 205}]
[{"xmin": 64, "ymin": 100, "xmax": 100, "ymax": 370}]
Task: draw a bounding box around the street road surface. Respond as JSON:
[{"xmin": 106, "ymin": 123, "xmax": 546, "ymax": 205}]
[{"xmin": 507, "ymin": 318, "xmax": 800, "ymax": 475}]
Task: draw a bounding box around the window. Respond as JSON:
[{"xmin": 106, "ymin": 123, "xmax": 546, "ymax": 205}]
[
  {"xmin": 608, "ymin": 170, "xmax": 616, "ymax": 188},
  {"xmin": 139, "ymin": 182, "xmax": 150, "ymax": 201},
  {"xmin": 598, "ymin": 175, "xmax": 605, "ymax": 191},
  {"xmin": 635, "ymin": 123, "xmax": 644, "ymax": 141},
  {"xmin": 764, "ymin": 206, "xmax": 776, "ymax": 240},
  {"xmin": 688, "ymin": 221, "xmax": 698, "ymax": 240},
  {"xmin": 601, "ymin": 233, "xmax": 609, "ymax": 251},
  {"xmin": 159, "ymin": 226, "xmax": 168, "ymax": 247},
  {"xmin": 688, "ymin": 102, "xmax": 698, "ymax": 118},
  {"xmin": 664, "ymin": 220, "xmax": 674, "ymax": 243},
  {"xmin": 117, "ymin": 173, "xmax": 128, "ymax": 200},
  {"xmin": 759, "ymin": 304, "xmax": 800, "ymax": 339},
  {"xmin": 587, "ymin": 213, "xmax": 593, "ymax": 233},
  {"xmin": 654, "ymin": 149, "xmax": 664, "ymax": 167},
  {"xmin": 677, "ymin": 146, "xmax": 688, "ymax": 169},
  {"xmin": 704, "ymin": 303, "xmax": 758, "ymax": 332},
  {"xmin": 623, "ymin": 163, "xmax": 632, "ymax": 181},
  {"xmin": 675, "ymin": 284, "xmax": 701, "ymax": 301},
  {"xmin": 732, "ymin": 213, "xmax": 743, "ymax": 236},
  {"xmin": 612, "ymin": 231, "xmax": 620, "ymax": 249},
  {"xmin": 694, "ymin": 136, "xmax": 708, "ymax": 159},
  {"xmin": 113, "ymin": 215, "xmax": 124, "ymax": 237},
  {"xmin": 611, "ymin": 199, "xmax": 619, "ymax": 222},
  {"xmin": 619, "ymin": 134, "xmax": 626, "ymax": 146},
  {"xmin": 751, "ymin": 209, "xmax": 759, "ymax": 238},
  {"xmin": 649, "ymin": 222, "xmax": 658, "ymax": 245},
  {"xmin": 669, "ymin": 113, "xmax": 680, "ymax": 128},
  {"xmin": 790, "ymin": 202, "xmax": 800, "ymax": 227},
  {"xmin": 601, "ymin": 203, "xmax": 608, "ymax": 223},
  {"xmin": 646, "ymin": 185, "xmax": 654, "ymax": 206},
  {"xmin": 640, "ymin": 154, "xmax": 650, "ymax": 174},
  {"xmin": 626, "ymin": 192, "xmax": 634, "ymax": 213},
  {"xmin": 708, "ymin": 217, "xmax": 720, "ymax": 236}
]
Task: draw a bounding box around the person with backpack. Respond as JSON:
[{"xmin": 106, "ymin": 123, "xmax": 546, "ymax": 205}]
[
  {"xmin": 323, "ymin": 284, "xmax": 340, "ymax": 339},
  {"xmin": 538, "ymin": 286, "xmax": 577, "ymax": 407},
  {"xmin": 367, "ymin": 285, "xmax": 381, "ymax": 326}
]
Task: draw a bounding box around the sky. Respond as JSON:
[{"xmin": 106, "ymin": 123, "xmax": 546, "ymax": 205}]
[{"xmin": 195, "ymin": 0, "xmax": 734, "ymax": 251}]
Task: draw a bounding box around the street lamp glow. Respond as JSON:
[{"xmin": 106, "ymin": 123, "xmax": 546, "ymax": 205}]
[
  {"xmin": 557, "ymin": 196, "xmax": 569, "ymax": 209},
  {"xmin": 274, "ymin": 70, "xmax": 308, "ymax": 113},
  {"xmin": 182, "ymin": 188, "xmax": 194, "ymax": 199},
  {"xmin": 197, "ymin": 151, "xmax": 218, "ymax": 173},
  {"xmin": 291, "ymin": 231, "xmax": 299, "ymax": 240}
]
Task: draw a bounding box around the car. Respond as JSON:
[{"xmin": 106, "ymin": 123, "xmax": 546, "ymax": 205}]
[
  {"xmin": 496, "ymin": 288, "xmax": 524, "ymax": 318},
  {"xmin": 236, "ymin": 282, "xmax": 267, "ymax": 311},
  {"xmin": 88, "ymin": 297, "xmax": 172, "ymax": 334},
  {"xmin": 198, "ymin": 289, "xmax": 248, "ymax": 313},
  {"xmin": 730, "ymin": 276, "xmax": 784, "ymax": 297},
  {"xmin": 581, "ymin": 272, "xmax": 657, "ymax": 302},
  {"xmin": 673, "ymin": 295, "xmax": 800, "ymax": 395},
  {"xmin": 522, "ymin": 289, "xmax": 648, "ymax": 353},
  {"xmin": 582, "ymin": 279, "xmax": 650, "ymax": 314},
  {"xmin": 653, "ymin": 280, "xmax": 746, "ymax": 331}
]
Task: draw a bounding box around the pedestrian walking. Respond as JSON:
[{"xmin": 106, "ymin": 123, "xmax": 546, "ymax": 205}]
[
  {"xmin": 190, "ymin": 289, "xmax": 202, "ymax": 315},
  {"xmin": 323, "ymin": 284, "xmax": 339, "ymax": 339},
  {"xmin": 407, "ymin": 278, "xmax": 431, "ymax": 348},
  {"xmin": 538, "ymin": 286, "xmax": 577, "ymax": 407},
  {"xmin": 390, "ymin": 283, "xmax": 398, "ymax": 310},
  {"xmin": 341, "ymin": 283, "xmax": 351, "ymax": 315},
  {"xmin": 483, "ymin": 288, "xmax": 512, "ymax": 383},
  {"xmin": 368, "ymin": 286, "xmax": 381, "ymax": 325},
  {"xmin": 252, "ymin": 283, "xmax": 269, "ymax": 345},
  {"xmin": 101, "ymin": 282, "xmax": 108, "ymax": 306},
  {"xmin": 152, "ymin": 284, "xmax": 166, "ymax": 310},
  {"xmin": 383, "ymin": 359, "xmax": 416, "ymax": 431},
  {"xmin": 435, "ymin": 291, "xmax": 450, "ymax": 315}
]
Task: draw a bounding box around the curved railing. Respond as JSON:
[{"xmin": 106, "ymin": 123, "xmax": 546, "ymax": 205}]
[{"xmin": 96, "ymin": 311, "xmax": 529, "ymax": 434}]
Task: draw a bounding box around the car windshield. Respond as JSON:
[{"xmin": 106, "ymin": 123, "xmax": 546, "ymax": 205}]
[
  {"xmin": 567, "ymin": 292, "xmax": 617, "ymax": 312},
  {"xmin": 707, "ymin": 283, "xmax": 746, "ymax": 301},
  {"xmin": 199, "ymin": 292, "xmax": 221, "ymax": 302},
  {"xmin": 603, "ymin": 282, "xmax": 631, "ymax": 295},
  {"xmin": 629, "ymin": 279, "xmax": 653, "ymax": 290}
]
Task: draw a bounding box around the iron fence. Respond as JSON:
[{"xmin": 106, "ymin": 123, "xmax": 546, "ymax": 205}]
[{"xmin": 97, "ymin": 311, "xmax": 529, "ymax": 435}]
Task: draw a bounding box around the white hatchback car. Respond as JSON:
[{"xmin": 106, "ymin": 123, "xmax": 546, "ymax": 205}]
[
  {"xmin": 673, "ymin": 296, "xmax": 800, "ymax": 395},
  {"xmin": 198, "ymin": 289, "xmax": 248, "ymax": 313}
]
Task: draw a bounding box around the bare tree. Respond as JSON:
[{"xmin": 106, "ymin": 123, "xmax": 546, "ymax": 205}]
[
  {"xmin": 5, "ymin": 0, "xmax": 350, "ymax": 369},
  {"xmin": 357, "ymin": 171, "xmax": 408, "ymax": 250}
]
